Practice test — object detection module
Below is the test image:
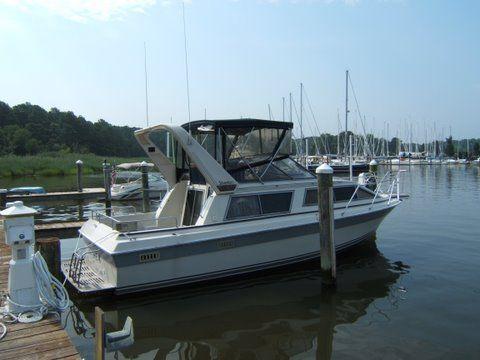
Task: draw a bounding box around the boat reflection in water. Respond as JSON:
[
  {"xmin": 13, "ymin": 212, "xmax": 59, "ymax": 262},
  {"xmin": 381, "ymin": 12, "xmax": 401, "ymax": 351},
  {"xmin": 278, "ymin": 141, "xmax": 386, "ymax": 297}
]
[{"xmin": 71, "ymin": 238, "xmax": 409, "ymax": 359}]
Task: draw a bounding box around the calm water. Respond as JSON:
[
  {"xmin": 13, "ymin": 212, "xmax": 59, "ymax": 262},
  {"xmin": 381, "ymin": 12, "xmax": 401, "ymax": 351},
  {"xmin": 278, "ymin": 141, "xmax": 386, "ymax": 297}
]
[{"xmin": 14, "ymin": 166, "xmax": 480, "ymax": 358}]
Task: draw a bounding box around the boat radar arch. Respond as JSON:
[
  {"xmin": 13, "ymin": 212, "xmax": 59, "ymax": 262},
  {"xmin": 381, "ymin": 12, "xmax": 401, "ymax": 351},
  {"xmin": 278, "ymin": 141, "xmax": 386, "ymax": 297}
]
[{"xmin": 135, "ymin": 124, "xmax": 238, "ymax": 194}]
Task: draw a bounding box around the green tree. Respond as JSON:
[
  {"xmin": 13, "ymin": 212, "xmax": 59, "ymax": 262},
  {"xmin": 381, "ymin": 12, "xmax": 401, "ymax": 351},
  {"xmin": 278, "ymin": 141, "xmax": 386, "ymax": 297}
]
[
  {"xmin": 473, "ymin": 142, "xmax": 480, "ymax": 157},
  {"xmin": 445, "ymin": 136, "xmax": 455, "ymax": 157}
]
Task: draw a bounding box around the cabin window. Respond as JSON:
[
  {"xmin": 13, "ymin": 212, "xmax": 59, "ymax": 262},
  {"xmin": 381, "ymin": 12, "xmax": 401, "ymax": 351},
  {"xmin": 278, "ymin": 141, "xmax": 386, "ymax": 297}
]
[
  {"xmin": 260, "ymin": 192, "xmax": 292, "ymax": 214},
  {"xmin": 303, "ymin": 188, "xmax": 318, "ymax": 206},
  {"xmin": 226, "ymin": 192, "xmax": 292, "ymax": 220},
  {"xmin": 226, "ymin": 195, "xmax": 261, "ymax": 220},
  {"xmin": 303, "ymin": 186, "xmax": 371, "ymax": 206},
  {"xmin": 334, "ymin": 186, "xmax": 357, "ymax": 202}
]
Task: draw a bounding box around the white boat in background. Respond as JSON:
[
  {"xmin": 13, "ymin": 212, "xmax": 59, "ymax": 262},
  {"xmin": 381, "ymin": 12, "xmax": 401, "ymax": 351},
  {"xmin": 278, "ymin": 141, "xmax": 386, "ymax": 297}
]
[
  {"xmin": 443, "ymin": 158, "xmax": 458, "ymax": 165},
  {"xmin": 111, "ymin": 162, "xmax": 169, "ymax": 201},
  {"xmin": 63, "ymin": 119, "xmax": 403, "ymax": 295}
]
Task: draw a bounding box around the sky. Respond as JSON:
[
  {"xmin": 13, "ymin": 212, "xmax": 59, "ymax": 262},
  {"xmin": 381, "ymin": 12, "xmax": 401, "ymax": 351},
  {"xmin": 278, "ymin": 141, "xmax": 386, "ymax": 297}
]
[{"xmin": 0, "ymin": 0, "xmax": 479, "ymax": 141}]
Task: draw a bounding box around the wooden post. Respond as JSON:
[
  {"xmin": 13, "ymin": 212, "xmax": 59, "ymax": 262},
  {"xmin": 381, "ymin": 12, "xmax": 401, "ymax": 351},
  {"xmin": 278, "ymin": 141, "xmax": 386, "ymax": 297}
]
[
  {"xmin": 0, "ymin": 189, "xmax": 7, "ymax": 210},
  {"xmin": 369, "ymin": 159, "xmax": 378, "ymax": 174},
  {"xmin": 35, "ymin": 237, "xmax": 61, "ymax": 280},
  {"xmin": 103, "ymin": 162, "xmax": 112, "ymax": 216},
  {"xmin": 141, "ymin": 161, "xmax": 150, "ymax": 213},
  {"xmin": 95, "ymin": 306, "xmax": 106, "ymax": 360},
  {"xmin": 76, "ymin": 160, "xmax": 83, "ymax": 192},
  {"xmin": 316, "ymin": 163, "xmax": 336, "ymax": 286}
]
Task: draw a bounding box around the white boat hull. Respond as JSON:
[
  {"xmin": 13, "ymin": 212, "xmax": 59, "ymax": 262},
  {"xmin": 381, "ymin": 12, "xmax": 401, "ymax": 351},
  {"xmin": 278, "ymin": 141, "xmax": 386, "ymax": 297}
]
[{"xmin": 64, "ymin": 203, "xmax": 396, "ymax": 295}]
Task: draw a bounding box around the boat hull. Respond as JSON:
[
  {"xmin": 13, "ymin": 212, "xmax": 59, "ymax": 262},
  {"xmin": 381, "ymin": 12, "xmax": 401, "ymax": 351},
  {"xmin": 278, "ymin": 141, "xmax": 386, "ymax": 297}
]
[{"xmin": 63, "ymin": 204, "xmax": 396, "ymax": 295}]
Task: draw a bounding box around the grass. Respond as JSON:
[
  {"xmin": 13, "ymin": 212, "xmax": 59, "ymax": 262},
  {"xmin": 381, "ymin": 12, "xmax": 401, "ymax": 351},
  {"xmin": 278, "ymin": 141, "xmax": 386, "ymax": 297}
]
[{"xmin": 0, "ymin": 153, "xmax": 146, "ymax": 177}]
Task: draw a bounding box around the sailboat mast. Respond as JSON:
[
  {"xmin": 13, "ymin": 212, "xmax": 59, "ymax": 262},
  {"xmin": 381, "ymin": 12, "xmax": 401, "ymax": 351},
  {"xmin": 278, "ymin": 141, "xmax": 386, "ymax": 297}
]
[
  {"xmin": 300, "ymin": 83, "xmax": 304, "ymax": 155},
  {"xmin": 345, "ymin": 70, "xmax": 349, "ymax": 158},
  {"xmin": 289, "ymin": 93, "xmax": 292, "ymax": 123},
  {"xmin": 337, "ymin": 109, "xmax": 340, "ymax": 157}
]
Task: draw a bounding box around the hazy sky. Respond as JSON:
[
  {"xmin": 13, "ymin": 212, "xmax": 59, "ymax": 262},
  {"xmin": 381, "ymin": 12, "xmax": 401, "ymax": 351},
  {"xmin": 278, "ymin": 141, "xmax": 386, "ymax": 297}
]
[{"xmin": 1, "ymin": 0, "xmax": 479, "ymax": 140}]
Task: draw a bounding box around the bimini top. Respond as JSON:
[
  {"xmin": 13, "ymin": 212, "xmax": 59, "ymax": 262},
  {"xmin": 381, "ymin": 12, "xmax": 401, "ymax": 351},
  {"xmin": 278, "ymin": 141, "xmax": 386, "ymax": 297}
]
[{"xmin": 181, "ymin": 119, "xmax": 293, "ymax": 133}]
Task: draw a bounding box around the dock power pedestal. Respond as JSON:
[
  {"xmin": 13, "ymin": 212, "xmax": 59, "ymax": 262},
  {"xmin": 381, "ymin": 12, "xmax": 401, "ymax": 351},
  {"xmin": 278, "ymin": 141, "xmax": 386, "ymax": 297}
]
[{"xmin": 1, "ymin": 201, "xmax": 39, "ymax": 313}]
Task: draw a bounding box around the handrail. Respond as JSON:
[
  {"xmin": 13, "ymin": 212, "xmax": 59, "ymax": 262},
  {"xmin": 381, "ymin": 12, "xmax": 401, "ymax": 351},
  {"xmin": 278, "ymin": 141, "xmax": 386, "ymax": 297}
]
[
  {"xmin": 341, "ymin": 169, "xmax": 403, "ymax": 216},
  {"xmin": 342, "ymin": 183, "xmax": 362, "ymax": 216},
  {"xmin": 369, "ymin": 171, "xmax": 392, "ymax": 209}
]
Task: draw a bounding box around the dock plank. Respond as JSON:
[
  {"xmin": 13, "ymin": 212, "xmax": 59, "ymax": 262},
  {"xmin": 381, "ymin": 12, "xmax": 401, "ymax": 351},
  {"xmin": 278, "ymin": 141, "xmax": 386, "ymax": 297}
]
[{"xmin": 6, "ymin": 187, "xmax": 105, "ymax": 202}]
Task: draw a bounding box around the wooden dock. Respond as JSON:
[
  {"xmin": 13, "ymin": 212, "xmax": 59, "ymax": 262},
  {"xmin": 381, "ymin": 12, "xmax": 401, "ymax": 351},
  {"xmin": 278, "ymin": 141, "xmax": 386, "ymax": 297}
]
[
  {"xmin": 35, "ymin": 221, "xmax": 85, "ymax": 239},
  {"xmin": 6, "ymin": 187, "xmax": 105, "ymax": 203},
  {"xmin": 0, "ymin": 234, "xmax": 81, "ymax": 359}
]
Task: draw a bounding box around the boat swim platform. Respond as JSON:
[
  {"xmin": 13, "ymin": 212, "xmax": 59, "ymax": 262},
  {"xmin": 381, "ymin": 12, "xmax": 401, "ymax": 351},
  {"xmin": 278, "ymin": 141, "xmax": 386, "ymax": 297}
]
[
  {"xmin": 0, "ymin": 234, "xmax": 81, "ymax": 359},
  {"xmin": 6, "ymin": 187, "xmax": 106, "ymax": 203}
]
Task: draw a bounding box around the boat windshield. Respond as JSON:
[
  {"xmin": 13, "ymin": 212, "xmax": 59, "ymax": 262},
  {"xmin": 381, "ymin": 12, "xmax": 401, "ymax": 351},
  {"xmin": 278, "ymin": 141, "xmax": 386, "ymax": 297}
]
[
  {"xmin": 223, "ymin": 127, "xmax": 290, "ymax": 170},
  {"xmin": 184, "ymin": 120, "xmax": 313, "ymax": 183}
]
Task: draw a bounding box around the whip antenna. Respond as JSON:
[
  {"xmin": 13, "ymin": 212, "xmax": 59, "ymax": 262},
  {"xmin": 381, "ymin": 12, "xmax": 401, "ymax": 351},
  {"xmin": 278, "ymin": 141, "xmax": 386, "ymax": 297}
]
[
  {"xmin": 182, "ymin": 1, "xmax": 192, "ymax": 137},
  {"xmin": 144, "ymin": 41, "xmax": 149, "ymax": 127}
]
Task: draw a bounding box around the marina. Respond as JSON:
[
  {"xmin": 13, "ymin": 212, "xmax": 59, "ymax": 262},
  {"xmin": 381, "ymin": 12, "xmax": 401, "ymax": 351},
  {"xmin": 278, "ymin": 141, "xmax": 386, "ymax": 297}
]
[{"xmin": 1, "ymin": 1, "xmax": 480, "ymax": 359}]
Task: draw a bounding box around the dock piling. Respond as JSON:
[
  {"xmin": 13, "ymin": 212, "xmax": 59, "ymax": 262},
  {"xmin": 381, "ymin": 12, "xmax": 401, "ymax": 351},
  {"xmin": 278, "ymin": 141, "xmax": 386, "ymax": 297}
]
[
  {"xmin": 35, "ymin": 237, "xmax": 61, "ymax": 280},
  {"xmin": 0, "ymin": 189, "xmax": 6, "ymax": 209},
  {"xmin": 95, "ymin": 306, "xmax": 106, "ymax": 360},
  {"xmin": 316, "ymin": 163, "xmax": 336, "ymax": 286},
  {"xmin": 103, "ymin": 162, "xmax": 112, "ymax": 216},
  {"xmin": 369, "ymin": 159, "xmax": 378, "ymax": 174},
  {"xmin": 76, "ymin": 160, "xmax": 83, "ymax": 192},
  {"xmin": 141, "ymin": 161, "xmax": 151, "ymax": 213}
]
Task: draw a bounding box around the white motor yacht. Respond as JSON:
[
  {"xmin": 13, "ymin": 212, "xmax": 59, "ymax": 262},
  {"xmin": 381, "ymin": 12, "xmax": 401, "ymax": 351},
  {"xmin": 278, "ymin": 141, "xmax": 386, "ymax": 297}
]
[{"xmin": 63, "ymin": 119, "xmax": 403, "ymax": 295}]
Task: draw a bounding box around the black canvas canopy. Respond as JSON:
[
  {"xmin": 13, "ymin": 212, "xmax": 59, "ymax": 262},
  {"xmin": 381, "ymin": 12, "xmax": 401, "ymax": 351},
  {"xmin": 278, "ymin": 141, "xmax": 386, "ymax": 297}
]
[{"xmin": 181, "ymin": 119, "xmax": 293, "ymax": 134}]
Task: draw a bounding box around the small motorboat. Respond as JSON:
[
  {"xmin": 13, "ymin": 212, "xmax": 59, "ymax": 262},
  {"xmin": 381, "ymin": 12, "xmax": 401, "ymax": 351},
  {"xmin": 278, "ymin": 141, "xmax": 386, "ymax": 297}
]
[
  {"xmin": 111, "ymin": 162, "xmax": 169, "ymax": 201},
  {"xmin": 8, "ymin": 186, "xmax": 46, "ymax": 195}
]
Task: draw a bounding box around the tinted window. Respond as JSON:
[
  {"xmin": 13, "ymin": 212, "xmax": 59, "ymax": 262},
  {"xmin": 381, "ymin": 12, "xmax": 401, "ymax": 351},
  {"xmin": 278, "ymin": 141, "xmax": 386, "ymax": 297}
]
[
  {"xmin": 273, "ymin": 158, "xmax": 314, "ymax": 179},
  {"xmin": 304, "ymin": 188, "xmax": 318, "ymax": 206},
  {"xmin": 334, "ymin": 186, "xmax": 357, "ymax": 202},
  {"xmin": 260, "ymin": 192, "xmax": 292, "ymax": 214},
  {"xmin": 226, "ymin": 196, "xmax": 261, "ymax": 219},
  {"xmin": 182, "ymin": 190, "xmax": 204, "ymax": 226}
]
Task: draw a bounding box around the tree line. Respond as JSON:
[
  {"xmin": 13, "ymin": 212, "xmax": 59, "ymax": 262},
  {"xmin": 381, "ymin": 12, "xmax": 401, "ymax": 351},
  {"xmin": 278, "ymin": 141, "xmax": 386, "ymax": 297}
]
[
  {"xmin": 0, "ymin": 101, "xmax": 144, "ymax": 157},
  {"xmin": 1, "ymin": 100, "xmax": 479, "ymax": 159}
]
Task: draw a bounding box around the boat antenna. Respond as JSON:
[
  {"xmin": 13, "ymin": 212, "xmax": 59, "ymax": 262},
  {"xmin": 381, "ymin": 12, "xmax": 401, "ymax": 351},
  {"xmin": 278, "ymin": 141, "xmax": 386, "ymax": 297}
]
[
  {"xmin": 144, "ymin": 41, "xmax": 149, "ymax": 128},
  {"xmin": 344, "ymin": 70, "xmax": 349, "ymax": 158},
  {"xmin": 182, "ymin": 1, "xmax": 192, "ymax": 139}
]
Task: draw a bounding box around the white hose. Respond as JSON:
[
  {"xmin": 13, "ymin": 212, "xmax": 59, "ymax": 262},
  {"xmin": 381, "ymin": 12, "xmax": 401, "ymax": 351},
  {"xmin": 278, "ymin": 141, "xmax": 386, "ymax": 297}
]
[
  {"xmin": 0, "ymin": 322, "xmax": 6, "ymax": 341},
  {"xmin": 32, "ymin": 252, "xmax": 70, "ymax": 312},
  {"xmin": 0, "ymin": 252, "xmax": 70, "ymax": 339}
]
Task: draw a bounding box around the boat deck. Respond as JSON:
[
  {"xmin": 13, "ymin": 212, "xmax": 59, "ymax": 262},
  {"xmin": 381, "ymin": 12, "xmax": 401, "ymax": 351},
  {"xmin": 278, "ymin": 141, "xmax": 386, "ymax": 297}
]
[{"xmin": 0, "ymin": 235, "xmax": 80, "ymax": 359}]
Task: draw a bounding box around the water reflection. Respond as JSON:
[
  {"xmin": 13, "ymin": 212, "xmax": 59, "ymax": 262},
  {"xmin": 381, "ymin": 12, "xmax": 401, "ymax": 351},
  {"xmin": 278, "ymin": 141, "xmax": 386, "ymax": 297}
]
[{"xmin": 70, "ymin": 240, "xmax": 409, "ymax": 359}]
